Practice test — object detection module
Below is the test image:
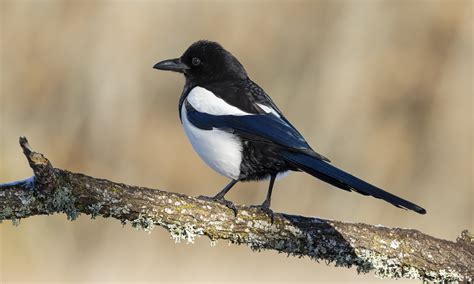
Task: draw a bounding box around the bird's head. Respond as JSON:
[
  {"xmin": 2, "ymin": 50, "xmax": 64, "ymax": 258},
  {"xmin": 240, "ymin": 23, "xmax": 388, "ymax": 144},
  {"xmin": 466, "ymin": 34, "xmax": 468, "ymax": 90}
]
[{"xmin": 153, "ymin": 40, "xmax": 247, "ymax": 83}]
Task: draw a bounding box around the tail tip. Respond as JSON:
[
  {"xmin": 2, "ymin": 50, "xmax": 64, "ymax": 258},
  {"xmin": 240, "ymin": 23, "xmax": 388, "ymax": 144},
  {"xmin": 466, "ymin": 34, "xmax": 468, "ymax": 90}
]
[{"xmin": 414, "ymin": 206, "xmax": 427, "ymax": 215}]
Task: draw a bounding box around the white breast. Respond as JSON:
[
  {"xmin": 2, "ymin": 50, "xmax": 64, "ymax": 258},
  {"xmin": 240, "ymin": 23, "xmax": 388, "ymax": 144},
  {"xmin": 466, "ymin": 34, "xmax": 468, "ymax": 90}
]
[{"xmin": 181, "ymin": 94, "xmax": 243, "ymax": 180}]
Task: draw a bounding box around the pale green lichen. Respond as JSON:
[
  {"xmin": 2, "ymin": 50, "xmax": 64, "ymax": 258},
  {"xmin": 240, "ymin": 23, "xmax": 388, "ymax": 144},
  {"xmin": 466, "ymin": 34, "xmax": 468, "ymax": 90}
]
[
  {"xmin": 110, "ymin": 204, "xmax": 131, "ymax": 218},
  {"xmin": 18, "ymin": 193, "xmax": 36, "ymax": 206},
  {"xmin": 129, "ymin": 210, "xmax": 204, "ymax": 244},
  {"xmin": 240, "ymin": 219, "xmax": 357, "ymax": 271},
  {"xmin": 47, "ymin": 186, "xmax": 80, "ymax": 220},
  {"xmin": 131, "ymin": 213, "xmax": 155, "ymax": 233},
  {"xmin": 403, "ymin": 266, "xmax": 421, "ymax": 279},
  {"xmin": 425, "ymin": 268, "xmax": 466, "ymax": 282},
  {"xmin": 1, "ymin": 207, "xmax": 14, "ymax": 221},
  {"xmin": 356, "ymin": 249, "xmax": 403, "ymax": 277},
  {"xmin": 167, "ymin": 223, "xmax": 204, "ymax": 244},
  {"xmin": 87, "ymin": 203, "xmax": 104, "ymax": 219},
  {"xmin": 0, "ymin": 177, "xmax": 39, "ymax": 224},
  {"xmin": 11, "ymin": 217, "xmax": 20, "ymax": 226},
  {"xmin": 355, "ymin": 248, "xmax": 467, "ymax": 282}
]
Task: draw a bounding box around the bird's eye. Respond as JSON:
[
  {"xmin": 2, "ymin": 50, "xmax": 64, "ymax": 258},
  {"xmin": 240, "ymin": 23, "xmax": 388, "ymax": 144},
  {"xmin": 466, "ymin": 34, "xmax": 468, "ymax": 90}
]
[{"xmin": 192, "ymin": 57, "xmax": 201, "ymax": 66}]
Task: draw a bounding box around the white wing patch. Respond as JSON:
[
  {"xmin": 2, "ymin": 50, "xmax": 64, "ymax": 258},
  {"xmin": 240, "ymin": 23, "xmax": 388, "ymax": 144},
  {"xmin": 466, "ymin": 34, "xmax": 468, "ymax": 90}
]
[
  {"xmin": 187, "ymin": 86, "xmax": 250, "ymax": 116},
  {"xmin": 257, "ymin": 103, "xmax": 280, "ymax": 117},
  {"xmin": 181, "ymin": 103, "xmax": 242, "ymax": 180}
]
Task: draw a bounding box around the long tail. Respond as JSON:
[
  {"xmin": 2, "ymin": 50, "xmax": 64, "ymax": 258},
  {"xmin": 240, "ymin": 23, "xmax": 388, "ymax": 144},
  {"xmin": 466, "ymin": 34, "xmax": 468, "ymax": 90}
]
[{"xmin": 284, "ymin": 152, "xmax": 426, "ymax": 214}]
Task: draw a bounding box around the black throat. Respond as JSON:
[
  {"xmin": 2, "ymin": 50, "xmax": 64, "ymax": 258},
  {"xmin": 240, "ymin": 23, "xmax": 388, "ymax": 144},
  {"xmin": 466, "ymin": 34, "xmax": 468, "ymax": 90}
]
[{"xmin": 178, "ymin": 78, "xmax": 196, "ymax": 122}]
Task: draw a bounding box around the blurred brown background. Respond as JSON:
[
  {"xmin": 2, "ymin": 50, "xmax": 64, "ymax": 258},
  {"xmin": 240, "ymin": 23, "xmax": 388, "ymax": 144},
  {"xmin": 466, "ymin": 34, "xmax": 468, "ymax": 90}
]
[{"xmin": 0, "ymin": 0, "xmax": 472, "ymax": 283}]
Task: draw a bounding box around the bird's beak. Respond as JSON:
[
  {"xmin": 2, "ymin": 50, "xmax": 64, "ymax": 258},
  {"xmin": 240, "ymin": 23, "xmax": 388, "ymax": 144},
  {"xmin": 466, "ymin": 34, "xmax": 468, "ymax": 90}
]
[{"xmin": 153, "ymin": 58, "xmax": 189, "ymax": 73}]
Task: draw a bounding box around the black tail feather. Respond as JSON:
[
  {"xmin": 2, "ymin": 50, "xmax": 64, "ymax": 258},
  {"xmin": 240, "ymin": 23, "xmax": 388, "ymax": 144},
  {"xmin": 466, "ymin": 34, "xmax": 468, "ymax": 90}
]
[{"xmin": 284, "ymin": 152, "xmax": 426, "ymax": 214}]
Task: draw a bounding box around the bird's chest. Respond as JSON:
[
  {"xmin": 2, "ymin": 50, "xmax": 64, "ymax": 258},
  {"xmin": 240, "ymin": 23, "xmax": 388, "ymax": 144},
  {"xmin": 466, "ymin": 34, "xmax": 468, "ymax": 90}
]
[{"xmin": 180, "ymin": 101, "xmax": 243, "ymax": 180}]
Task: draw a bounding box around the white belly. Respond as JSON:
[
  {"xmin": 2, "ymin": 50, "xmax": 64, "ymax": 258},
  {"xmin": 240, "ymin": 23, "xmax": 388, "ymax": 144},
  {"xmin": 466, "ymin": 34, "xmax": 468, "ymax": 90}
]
[{"xmin": 181, "ymin": 103, "xmax": 242, "ymax": 180}]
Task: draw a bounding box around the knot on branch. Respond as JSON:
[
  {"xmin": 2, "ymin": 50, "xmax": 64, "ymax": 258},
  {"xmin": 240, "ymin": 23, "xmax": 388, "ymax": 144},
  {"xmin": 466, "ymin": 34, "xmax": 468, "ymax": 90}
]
[{"xmin": 19, "ymin": 136, "xmax": 57, "ymax": 190}]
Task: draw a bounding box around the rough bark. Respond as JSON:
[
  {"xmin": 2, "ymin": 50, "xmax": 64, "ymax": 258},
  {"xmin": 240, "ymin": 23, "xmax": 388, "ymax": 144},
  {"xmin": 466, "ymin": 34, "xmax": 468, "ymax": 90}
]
[{"xmin": 1, "ymin": 137, "xmax": 472, "ymax": 282}]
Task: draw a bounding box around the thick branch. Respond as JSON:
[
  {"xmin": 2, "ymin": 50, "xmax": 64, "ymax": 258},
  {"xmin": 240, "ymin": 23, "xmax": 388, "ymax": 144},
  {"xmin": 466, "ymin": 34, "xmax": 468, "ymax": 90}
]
[{"xmin": 1, "ymin": 137, "xmax": 472, "ymax": 282}]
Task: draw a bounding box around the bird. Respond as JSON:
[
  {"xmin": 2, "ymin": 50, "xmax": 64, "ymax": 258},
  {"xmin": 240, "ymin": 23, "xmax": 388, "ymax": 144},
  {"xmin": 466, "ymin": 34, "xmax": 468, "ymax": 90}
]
[{"xmin": 153, "ymin": 40, "xmax": 426, "ymax": 216}]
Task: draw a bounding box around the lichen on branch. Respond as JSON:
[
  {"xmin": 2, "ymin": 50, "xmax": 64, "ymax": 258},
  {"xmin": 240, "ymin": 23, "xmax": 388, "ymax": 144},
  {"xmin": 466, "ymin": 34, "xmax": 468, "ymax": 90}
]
[{"xmin": 0, "ymin": 137, "xmax": 472, "ymax": 282}]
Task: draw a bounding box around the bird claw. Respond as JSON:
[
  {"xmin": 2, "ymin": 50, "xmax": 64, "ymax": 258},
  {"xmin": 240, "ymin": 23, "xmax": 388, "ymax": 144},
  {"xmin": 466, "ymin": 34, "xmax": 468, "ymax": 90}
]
[
  {"xmin": 250, "ymin": 204, "xmax": 275, "ymax": 223},
  {"xmin": 198, "ymin": 195, "xmax": 238, "ymax": 216}
]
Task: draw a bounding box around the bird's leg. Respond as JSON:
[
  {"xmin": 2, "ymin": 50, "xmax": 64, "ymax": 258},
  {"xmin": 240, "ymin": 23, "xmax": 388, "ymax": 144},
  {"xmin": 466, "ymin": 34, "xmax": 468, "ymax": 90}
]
[
  {"xmin": 261, "ymin": 175, "xmax": 276, "ymax": 210},
  {"xmin": 198, "ymin": 179, "xmax": 239, "ymax": 215},
  {"xmin": 252, "ymin": 175, "xmax": 276, "ymax": 222},
  {"xmin": 213, "ymin": 179, "xmax": 238, "ymax": 199}
]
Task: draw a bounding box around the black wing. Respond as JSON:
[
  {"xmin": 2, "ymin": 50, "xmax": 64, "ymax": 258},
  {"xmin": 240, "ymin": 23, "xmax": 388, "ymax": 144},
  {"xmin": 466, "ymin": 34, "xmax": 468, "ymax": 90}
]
[
  {"xmin": 202, "ymin": 79, "xmax": 284, "ymax": 115},
  {"xmin": 185, "ymin": 101, "xmax": 330, "ymax": 161}
]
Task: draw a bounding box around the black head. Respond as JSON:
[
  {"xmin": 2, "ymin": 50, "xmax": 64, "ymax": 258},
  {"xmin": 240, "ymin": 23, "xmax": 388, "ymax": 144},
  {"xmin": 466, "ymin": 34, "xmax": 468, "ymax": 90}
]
[{"xmin": 153, "ymin": 40, "xmax": 247, "ymax": 83}]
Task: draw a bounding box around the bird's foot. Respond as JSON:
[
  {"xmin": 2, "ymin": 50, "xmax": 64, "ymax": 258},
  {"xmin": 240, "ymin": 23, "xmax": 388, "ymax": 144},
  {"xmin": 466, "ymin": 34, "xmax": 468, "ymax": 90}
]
[
  {"xmin": 198, "ymin": 195, "xmax": 238, "ymax": 216},
  {"xmin": 250, "ymin": 204, "xmax": 275, "ymax": 223}
]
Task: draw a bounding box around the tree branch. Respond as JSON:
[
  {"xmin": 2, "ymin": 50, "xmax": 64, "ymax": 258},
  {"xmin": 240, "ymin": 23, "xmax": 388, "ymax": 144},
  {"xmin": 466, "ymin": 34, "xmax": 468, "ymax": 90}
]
[{"xmin": 1, "ymin": 137, "xmax": 472, "ymax": 282}]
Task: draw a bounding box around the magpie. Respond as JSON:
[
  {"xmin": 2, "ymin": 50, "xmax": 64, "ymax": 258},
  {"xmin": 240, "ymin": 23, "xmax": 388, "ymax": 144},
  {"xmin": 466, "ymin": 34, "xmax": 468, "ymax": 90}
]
[{"xmin": 153, "ymin": 40, "xmax": 426, "ymax": 215}]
